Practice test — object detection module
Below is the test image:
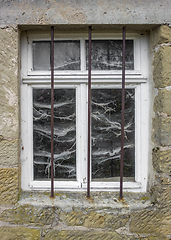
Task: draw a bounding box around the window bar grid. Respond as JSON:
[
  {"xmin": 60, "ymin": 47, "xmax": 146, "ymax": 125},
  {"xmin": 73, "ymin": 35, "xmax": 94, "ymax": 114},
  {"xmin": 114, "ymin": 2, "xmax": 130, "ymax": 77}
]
[
  {"xmin": 87, "ymin": 26, "xmax": 92, "ymax": 198},
  {"xmin": 120, "ymin": 27, "xmax": 126, "ymax": 200},
  {"xmin": 51, "ymin": 26, "xmax": 54, "ymax": 198}
]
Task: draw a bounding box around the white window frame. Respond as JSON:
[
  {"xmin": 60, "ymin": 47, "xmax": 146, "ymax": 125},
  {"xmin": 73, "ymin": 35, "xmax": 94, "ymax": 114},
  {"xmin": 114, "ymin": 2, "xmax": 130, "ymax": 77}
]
[{"xmin": 20, "ymin": 31, "xmax": 149, "ymax": 192}]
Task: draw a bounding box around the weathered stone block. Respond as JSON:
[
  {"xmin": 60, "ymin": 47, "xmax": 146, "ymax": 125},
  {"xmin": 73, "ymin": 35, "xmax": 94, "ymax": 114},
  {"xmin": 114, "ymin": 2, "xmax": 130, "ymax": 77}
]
[
  {"xmin": 154, "ymin": 88, "xmax": 171, "ymax": 116},
  {"xmin": 158, "ymin": 213, "xmax": 171, "ymax": 237},
  {"xmin": 44, "ymin": 230, "xmax": 136, "ymax": 240},
  {"xmin": 0, "ymin": 226, "xmax": 40, "ymax": 240},
  {"xmin": 160, "ymin": 186, "xmax": 171, "ymax": 207},
  {"xmin": 151, "ymin": 25, "xmax": 171, "ymax": 48},
  {"xmin": 130, "ymin": 203, "xmax": 171, "ymax": 237},
  {"xmin": 152, "ymin": 115, "xmax": 171, "ymax": 146},
  {"xmin": 0, "ymin": 168, "xmax": 19, "ymax": 204},
  {"xmin": 152, "ymin": 148, "xmax": 171, "ymax": 173},
  {"xmin": 159, "ymin": 173, "xmax": 171, "ymax": 185},
  {"xmin": 130, "ymin": 208, "xmax": 164, "ymax": 234},
  {"xmin": 153, "ymin": 46, "xmax": 171, "ymax": 88},
  {"xmin": 0, "ymin": 28, "xmax": 19, "ymax": 140},
  {"xmin": 0, "ymin": 139, "xmax": 19, "ymax": 166},
  {"xmin": 0, "ymin": 205, "xmax": 59, "ymax": 225},
  {"xmin": 60, "ymin": 209, "xmax": 129, "ymax": 230}
]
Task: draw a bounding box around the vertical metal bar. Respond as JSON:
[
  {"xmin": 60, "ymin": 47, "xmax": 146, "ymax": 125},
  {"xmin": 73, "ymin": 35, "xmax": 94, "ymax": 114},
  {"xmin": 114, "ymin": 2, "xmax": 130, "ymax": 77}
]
[
  {"xmin": 87, "ymin": 26, "xmax": 92, "ymax": 198},
  {"xmin": 120, "ymin": 27, "xmax": 126, "ymax": 200},
  {"xmin": 51, "ymin": 26, "xmax": 54, "ymax": 198}
]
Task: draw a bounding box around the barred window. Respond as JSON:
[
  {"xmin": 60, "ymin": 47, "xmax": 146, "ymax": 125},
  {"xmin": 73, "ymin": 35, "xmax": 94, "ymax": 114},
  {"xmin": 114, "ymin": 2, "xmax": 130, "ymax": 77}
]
[{"xmin": 21, "ymin": 31, "xmax": 149, "ymax": 192}]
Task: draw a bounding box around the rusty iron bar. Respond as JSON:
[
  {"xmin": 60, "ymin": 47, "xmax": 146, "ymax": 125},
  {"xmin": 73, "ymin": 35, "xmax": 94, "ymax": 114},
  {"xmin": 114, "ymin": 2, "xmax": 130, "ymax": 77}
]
[
  {"xmin": 87, "ymin": 26, "xmax": 92, "ymax": 198},
  {"xmin": 120, "ymin": 27, "xmax": 126, "ymax": 200},
  {"xmin": 51, "ymin": 26, "xmax": 54, "ymax": 198}
]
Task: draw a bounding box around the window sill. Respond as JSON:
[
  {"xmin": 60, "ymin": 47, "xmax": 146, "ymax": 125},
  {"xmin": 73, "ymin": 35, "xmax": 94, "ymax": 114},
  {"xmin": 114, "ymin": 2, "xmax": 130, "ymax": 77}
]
[
  {"xmin": 29, "ymin": 181, "xmax": 143, "ymax": 192},
  {"xmin": 19, "ymin": 191, "xmax": 151, "ymax": 211}
]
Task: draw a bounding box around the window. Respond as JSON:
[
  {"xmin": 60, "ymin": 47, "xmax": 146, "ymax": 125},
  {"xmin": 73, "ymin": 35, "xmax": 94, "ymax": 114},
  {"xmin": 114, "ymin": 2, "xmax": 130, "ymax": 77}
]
[{"xmin": 21, "ymin": 31, "xmax": 149, "ymax": 192}]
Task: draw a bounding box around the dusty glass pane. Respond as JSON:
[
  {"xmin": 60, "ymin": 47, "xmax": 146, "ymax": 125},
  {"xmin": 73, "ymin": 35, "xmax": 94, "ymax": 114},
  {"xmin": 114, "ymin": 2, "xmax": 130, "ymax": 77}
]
[
  {"xmin": 33, "ymin": 41, "xmax": 80, "ymax": 70},
  {"xmin": 33, "ymin": 41, "xmax": 50, "ymax": 71},
  {"xmin": 54, "ymin": 41, "xmax": 80, "ymax": 70},
  {"xmin": 86, "ymin": 40, "xmax": 134, "ymax": 70},
  {"xmin": 33, "ymin": 88, "xmax": 76, "ymax": 180},
  {"xmin": 91, "ymin": 89, "xmax": 135, "ymax": 181}
]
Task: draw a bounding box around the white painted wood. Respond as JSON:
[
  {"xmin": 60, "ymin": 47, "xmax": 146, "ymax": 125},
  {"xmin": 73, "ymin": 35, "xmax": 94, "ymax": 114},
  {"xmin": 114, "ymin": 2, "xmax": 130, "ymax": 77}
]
[{"xmin": 21, "ymin": 32, "xmax": 149, "ymax": 192}]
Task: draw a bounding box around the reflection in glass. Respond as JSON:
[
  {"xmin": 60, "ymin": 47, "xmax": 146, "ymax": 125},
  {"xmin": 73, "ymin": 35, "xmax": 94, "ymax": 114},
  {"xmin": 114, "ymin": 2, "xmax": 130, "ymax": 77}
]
[
  {"xmin": 91, "ymin": 89, "xmax": 135, "ymax": 181},
  {"xmin": 86, "ymin": 40, "xmax": 134, "ymax": 70},
  {"xmin": 33, "ymin": 89, "xmax": 76, "ymax": 180},
  {"xmin": 33, "ymin": 41, "xmax": 80, "ymax": 70}
]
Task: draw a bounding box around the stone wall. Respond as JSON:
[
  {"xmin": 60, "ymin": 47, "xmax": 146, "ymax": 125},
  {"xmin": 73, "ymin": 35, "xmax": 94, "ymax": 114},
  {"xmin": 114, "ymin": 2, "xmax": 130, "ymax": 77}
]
[
  {"xmin": 0, "ymin": 1, "xmax": 171, "ymax": 238},
  {"xmin": 0, "ymin": 25, "xmax": 170, "ymax": 239},
  {"xmin": 0, "ymin": 27, "xmax": 20, "ymax": 204},
  {"xmin": 152, "ymin": 25, "xmax": 171, "ymax": 192}
]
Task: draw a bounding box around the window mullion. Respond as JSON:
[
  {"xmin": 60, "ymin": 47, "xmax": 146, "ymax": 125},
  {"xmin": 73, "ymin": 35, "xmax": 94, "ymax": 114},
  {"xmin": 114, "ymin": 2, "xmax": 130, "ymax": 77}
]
[
  {"xmin": 77, "ymin": 84, "xmax": 87, "ymax": 185},
  {"xmin": 50, "ymin": 26, "xmax": 54, "ymax": 198},
  {"xmin": 87, "ymin": 26, "xmax": 92, "ymax": 198},
  {"xmin": 120, "ymin": 27, "xmax": 126, "ymax": 200}
]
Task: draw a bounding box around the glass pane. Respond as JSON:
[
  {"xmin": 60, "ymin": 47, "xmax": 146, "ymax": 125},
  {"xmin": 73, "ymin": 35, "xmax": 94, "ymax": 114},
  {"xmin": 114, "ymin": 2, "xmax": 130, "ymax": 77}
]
[
  {"xmin": 54, "ymin": 41, "xmax": 80, "ymax": 70},
  {"xmin": 33, "ymin": 88, "xmax": 76, "ymax": 180},
  {"xmin": 86, "ymin": 40, "xmax": 134, "ymax": 70},
  {"xmin": 91, "ymin": 89, "xmax": 135, "ymax": 181},
  {"xmin": 33, "ymin": 41, "xmax": 50, "ymax": 71},
  {"xmin": 33, "ymin": 41, "xmax": 80, "ymax": 70}
]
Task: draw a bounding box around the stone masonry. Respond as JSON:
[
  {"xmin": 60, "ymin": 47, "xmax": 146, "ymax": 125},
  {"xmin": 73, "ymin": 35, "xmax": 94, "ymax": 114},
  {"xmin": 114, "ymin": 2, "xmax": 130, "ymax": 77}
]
[{"xmin": 0, "ymin": 0, "xmax": 171, "ymax": 239}]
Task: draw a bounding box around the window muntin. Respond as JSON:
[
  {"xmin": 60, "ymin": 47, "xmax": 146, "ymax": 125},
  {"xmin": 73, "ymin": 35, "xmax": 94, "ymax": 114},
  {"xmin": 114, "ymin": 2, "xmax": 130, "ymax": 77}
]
[{"xmin": 21, "ymin": 32, "xmax": 149, "ymax": 192}]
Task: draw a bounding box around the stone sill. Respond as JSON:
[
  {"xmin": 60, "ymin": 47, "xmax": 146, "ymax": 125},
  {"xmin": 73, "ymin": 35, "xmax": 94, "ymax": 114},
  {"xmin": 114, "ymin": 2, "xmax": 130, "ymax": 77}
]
[{"xmin": 19, "ymin": 191, "xmax": 152, "ymax": 213}]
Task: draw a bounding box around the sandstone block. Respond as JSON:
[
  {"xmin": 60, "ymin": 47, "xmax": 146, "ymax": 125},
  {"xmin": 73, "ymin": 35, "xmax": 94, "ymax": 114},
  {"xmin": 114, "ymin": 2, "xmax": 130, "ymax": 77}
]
[
  {"xmin": 130, "ymin": 208, "xmax": 164, "ymax": 234},
  {"xmin": 159, "ymin": 173, "xmax": 171, "ymax": 185},
  {"xmin": 44, "ymin": 230, "xmax": 136, "ymax": 240},
  {"xmin": 154, "ymin": 88, "xmax": 171, "ymax": 116},
  {"xmin": 153, "ymin": 46, "xmax": 171, "ymax": 88},
  {"xmin": 152, "ymin": 148, "xmax": 171, "ymax": 173},
  {"xmin": 0, "ymin": 139, "xmax": 19, "ymax": 166},
  {"xmin": 60, "ymin": 209, "xmax": 129, "ymax": 230},
  {"xmin": 0, "ymin": 205, "xmax": 59, "ymax": 225},
  {"xmin": 130, "ymin": 205, "xmax": 171, "ymax": 238},
  {"xmin": 160, "ymin": 186, "xmax": 171, "ymax": 207},
  {"xmin": 0, "ymin": 28, "xmax": 19, "ymax": 140},
  {"xmin": 151, "ymin": 25, "xmax": 171, "ymax": 48},
  {"xmin": 0, "ymin": 226, "xmax": 40, "ymax": 240},
  {"xmin": 152, "ymin": 115, "xmax": 171, "ymax": 146},
  {"xmin": 0, "ymin": 168, "xmax": 19, "ymax": 204}
]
